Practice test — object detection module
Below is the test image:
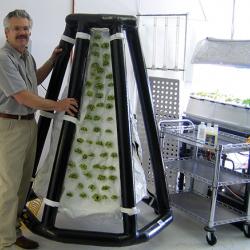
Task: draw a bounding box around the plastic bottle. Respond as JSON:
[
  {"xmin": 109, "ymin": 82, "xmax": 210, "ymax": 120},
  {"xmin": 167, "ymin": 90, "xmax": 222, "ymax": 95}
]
[
  {"xmin": 197, "ymin": 122, "xmax": 206, "ymax": 143},
  {"xmin": 213, "ymin": 124, "xmax": 219, "ymax": 146},
  {"xmin": 205, "ymin": 123, "xmax": 216, "ymax": 146}
]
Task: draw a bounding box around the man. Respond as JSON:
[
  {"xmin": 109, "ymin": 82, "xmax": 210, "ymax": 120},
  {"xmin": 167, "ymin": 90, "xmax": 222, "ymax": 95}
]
[{"xmin": 0, "ymin": 9, "xmax": 78, "ymax": 250}]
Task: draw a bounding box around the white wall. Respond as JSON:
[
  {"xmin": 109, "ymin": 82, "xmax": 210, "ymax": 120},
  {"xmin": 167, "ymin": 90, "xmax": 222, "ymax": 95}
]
[
  {"xmin": 1, "ymin": 0, "xmax": 249, "ymax": 111},
  {"xmin": 75, "ymin": 0, "xmax": 139, "ymax": 15},
  {"xmin": 0, "ymin": 0, "xmax": 72, "ymax": 96}
]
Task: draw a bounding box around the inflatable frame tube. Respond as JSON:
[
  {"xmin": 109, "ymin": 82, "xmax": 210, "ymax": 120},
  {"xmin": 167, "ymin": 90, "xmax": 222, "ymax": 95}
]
[
  {"xmin": 110, "ymin": 24, "xmax": 136, "ymax": 236},
  {"xmin": 126, "ymin": 26, "xmax": 171, "ymax": 214},
  {"xmin": 42, "ymin": 23, "xmax": 90, "ymax": 227},
  {"xmin": 33, "ymin": 23, "xmax": 77, "ymax": 174}
]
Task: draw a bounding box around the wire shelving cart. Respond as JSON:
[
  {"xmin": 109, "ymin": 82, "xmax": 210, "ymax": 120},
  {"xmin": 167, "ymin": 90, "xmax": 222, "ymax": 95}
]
[{"xmin": 159, "ymin": 119, "xmax": 250, "ymax": 245}]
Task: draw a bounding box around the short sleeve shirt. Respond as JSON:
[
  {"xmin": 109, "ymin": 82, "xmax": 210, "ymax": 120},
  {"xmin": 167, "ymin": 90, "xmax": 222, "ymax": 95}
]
[{"xmin": 0, "ymin": 42, "xmax": 37, "ymax": 115}]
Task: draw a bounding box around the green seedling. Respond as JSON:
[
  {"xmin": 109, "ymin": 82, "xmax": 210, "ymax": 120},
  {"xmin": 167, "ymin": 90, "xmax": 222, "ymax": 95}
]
[
  {"xmin": 108, "ymin": 165, "xmax": 116, "ymax": 171},
  {"xmin": 96, "ymin": 102, "xmax": 105, "ymax": 107},
  {"xmin": 66, "ymin": 192, "xmax": 73, "ymax": 197},
  {"xmin": 111, "ymin": 152, "xmax": 118, "ymax": 158},
  {"xmin": 87, "ymin": 104, "xmax": 95, "ymax": 111},
  {"xmin": 93, "ymin": 127, "xmax": 101, "ymax": 133},
  {"xmin": 101, "ymin": 42, "xmax": 109, "ymax": 48},
  {"xmin": 88, "ymin": 184, "xmax": 96, "ymax": 191},
  {"xmin": 80, "ymin": 127, "xmax": 88, "ymax": 132},
  {"xmin": 108, "ymin": 82, "xmax": 114, "ymax": 87},
  {"xmin": 77, "ymin": 183, "xmax": 84, "ymax": 189},
  {"xmin": 86, "ymin": 90, "xmax": 94, "ymax": 97},
  {"xmin": 95, "ymin": 83, "xmax": 104, "ymax": 90},
  {"xmin": 68, "ymin": 161, "xmax": 76, "ymax": 168},
  {"xmin": 105, "ymin": 141, "xmax": 113, "ymax": 148},
  {"xmin": 76, "ymin": 138, "xmax": 84, "ymax": 143},
  {"xmin": 82, "ymin": 154, "xmax": 88, "ymax": 159},
  {"xmin": 102, "ymin": 185, "xmax": 111, "ymax": 191},
  {"xmin": 93, "ymin": 115, "xmax": 101, "ymax": 121},
  {"xmin": 106, "ymin": 73, "xmax": 113, "ymax": 79},
  {"xmin": 106, "ymin": 103, "xmax": 113, "ymax": 109},
  {"xmin": 85, "ymin": 81, "xmax": 92, "ymax": 87},
  {"xmin": 85, "ymin": 114, "xmax": 92, "ymax": 120},
  {"xmin": 68, "ymin": 173, "xmax": 79, "ymax": 179},
  {"xmin": 86, "ymin": 140, "xmax": 93, "ymax": 144},
  {"xmin": 105, "ymin": 129, "xmax": 112, "ymax": 133},
  {"xmin": 95, "ymin": 92, "xmax": 104, "ymax": 98},
  {"xmin": 111, "ymin": 195, "xmax": 118, "ymax": 200},
  {"xmin": 84, "ymin": 172, "xmax": 92, "ymax": 179},
  {"xmin": 106, "ymin": 117, "xmax": 113, "ymax": 121},
  {"xmin": 79, "ymin": 164, "xmax": 87, "ymax": 170},
  {"xmin": 107, "ymin": 95, "xmax": 115, "ymax": 101},
  {"xmin": 79, "ymin": 192, "xmax": 87, "ymax": 199},
  {"xmin": 74, "ymin": 148, "xmax": 82, "ymax": 154},
  {"xmin": 109, "ymin": 175, "xmax": 117, "ymax": 181},
  {"xmin": 100, "ymin": 152, "xmax": 108, "ymax": 158},
  {"xmin": 96, "ymin": 141, "xmax": 104, "ymax": 146},
  {"xmin": 92, "ymin": 193, "xmax": 102, "ymax": 202},
  {"xmin": 97, "ymin": 175, "xmax": 107, "ymax": 181}
]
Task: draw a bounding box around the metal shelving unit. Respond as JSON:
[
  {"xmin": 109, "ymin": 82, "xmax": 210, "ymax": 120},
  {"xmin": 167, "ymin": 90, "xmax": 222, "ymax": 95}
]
[
  {"xmin": 159, "ymin": 119, "xmax": 250, "ymax": 245},
  {"xmin": 166, "ymin": 158, "xmax": 250, "ymax": 186},
  {"xmin": 171, "ymin": 191, "xmax": 247, "ymax": 226}
]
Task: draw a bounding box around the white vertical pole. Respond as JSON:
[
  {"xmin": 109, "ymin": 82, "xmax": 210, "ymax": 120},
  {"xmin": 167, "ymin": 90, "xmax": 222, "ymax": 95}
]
[
  {"xmin": 152, "ymin": 17, "xmax": 157, "ymax": 69},
  {"xmin": 163, "ymin": 16, "xmax": 168, "ymax": 69},
  {"xmin": 231, "ymin": 0, "xmax": 236, "ymax": 39},
  {"xmin": 174, "ymin": 16, "xmax": 180, "ymax": 70}
]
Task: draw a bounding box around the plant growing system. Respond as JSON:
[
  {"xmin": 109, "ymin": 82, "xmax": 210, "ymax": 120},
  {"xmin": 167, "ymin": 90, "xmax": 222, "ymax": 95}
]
[{"xmin": 22, "ymin": 14, "xmax": 172, "ymax": 246}]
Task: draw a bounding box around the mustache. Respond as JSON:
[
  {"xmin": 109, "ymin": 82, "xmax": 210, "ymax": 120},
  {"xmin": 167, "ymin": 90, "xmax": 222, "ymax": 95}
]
[{"xmin": 16, "ymin": 35, "xmax": 28, "ymax": 39}]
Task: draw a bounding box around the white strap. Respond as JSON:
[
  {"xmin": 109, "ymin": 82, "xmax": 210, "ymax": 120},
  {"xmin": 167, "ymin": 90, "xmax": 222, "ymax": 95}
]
[
  {"xmin": 120, "ymin": 206, "xmax": 140, "ymax": 215},
  {"xmin": 43, "ymin": 198, "xmax": 60, "ymax": 208},
  {"xmin": 30, "ymin": 177, "xmax": 35, "ymax": 182},
  {"xmin": 149, "ymin": 197, "xmax": 155, "ymax": 206},
  {"xmin": 157, "ymin": 219, "xmax": 165, "ymax": 226},
  {"xmin": 61, "ymin": 35, "xmax": 75, "ymax": 44},
  {"xmin": 76, "ymin": 32, "xmax": 91, "ymax": 40},
  {"xmin": 39, "ymin": 110, "xmax": 55, "ymax": 119},
  {"xmin": 63, "ymin": 114, "xmax": 78, "ymax": 125},
  {"xmin": 110, "ymin": 33, "xmax": 125, "ymax": 41}
]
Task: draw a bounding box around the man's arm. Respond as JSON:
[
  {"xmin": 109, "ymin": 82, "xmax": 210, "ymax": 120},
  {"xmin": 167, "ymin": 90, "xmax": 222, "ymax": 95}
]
[
  {"xmin": 36, "ymin": 47, "xmax": 62, "ymax": 85},
  {"xmin": 36, "ymin": 59, "xmax": 54, "ymax": 84},
  {"xmin": 13, "ymin": 90, "xmax": 78, "ymax": 116}
]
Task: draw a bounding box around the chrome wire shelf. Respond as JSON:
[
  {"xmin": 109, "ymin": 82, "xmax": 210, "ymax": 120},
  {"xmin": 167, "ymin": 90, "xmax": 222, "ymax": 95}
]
[
  {"xmin": 170, "ymin": 191, "xmax": 248, "ymax": 226},
  {"xmin": 159, "ymin": 119, "xmax": 250, "ymax": 153},
  {"xmin": 165, "ymin": 158, "xmax": 250, "ymax": 186}
]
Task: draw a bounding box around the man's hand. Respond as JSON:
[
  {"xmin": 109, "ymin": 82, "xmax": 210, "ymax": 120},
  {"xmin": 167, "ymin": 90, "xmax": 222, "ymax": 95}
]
[
  {"xmin": 13, "ymin": 90, "xmax": 78, "ymax": 116},
  {"xmin": 56, "ymin": 98, "xmax": 78, "ymax": 116},
  {"xmin": 48, "ymin": 46, "xmax": 63, "ymax": 66}
]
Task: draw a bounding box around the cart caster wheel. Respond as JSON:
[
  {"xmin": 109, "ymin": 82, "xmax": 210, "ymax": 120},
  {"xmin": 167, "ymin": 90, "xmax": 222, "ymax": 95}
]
[
  {"xmin": 206, "ymin": 232, "xmax": 217, "ymax": 246},
  {"xmin": 243, "ymin": 224, "xmax": 250, "ymax": 238}
]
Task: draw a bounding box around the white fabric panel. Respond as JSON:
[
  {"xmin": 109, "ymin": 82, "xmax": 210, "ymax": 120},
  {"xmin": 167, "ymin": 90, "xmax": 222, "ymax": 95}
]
[{"xmin": 34, "ymin": 28, "xmax": 147, "ymax": 218}]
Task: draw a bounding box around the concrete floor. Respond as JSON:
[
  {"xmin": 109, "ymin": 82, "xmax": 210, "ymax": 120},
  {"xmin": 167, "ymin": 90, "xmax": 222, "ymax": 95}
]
[{"xmin": 21, "ymin": 208, "xmax": 250, "ymax": 250}]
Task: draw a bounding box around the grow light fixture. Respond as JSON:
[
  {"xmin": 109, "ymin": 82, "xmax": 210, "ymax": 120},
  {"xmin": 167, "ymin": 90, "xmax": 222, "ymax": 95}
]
[
  {"xmin": 191, "ymin": 37, "xmax": 250, "ymax": 68},
  {"xmin": 191, "ymin": 0, "xmax": 250, "ymax": 68}
]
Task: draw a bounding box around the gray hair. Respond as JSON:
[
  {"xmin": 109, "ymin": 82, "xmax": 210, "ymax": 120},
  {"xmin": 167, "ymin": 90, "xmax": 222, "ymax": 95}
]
[{"xmin": 3, "ymin": 9, "xmax": 33, "ymax": 29}]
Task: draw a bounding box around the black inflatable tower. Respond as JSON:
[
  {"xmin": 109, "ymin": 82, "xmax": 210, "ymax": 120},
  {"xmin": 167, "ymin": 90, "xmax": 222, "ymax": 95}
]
[{"xmin": 23, "ymin": 14, "xmax": 172, "ymax": 246}]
